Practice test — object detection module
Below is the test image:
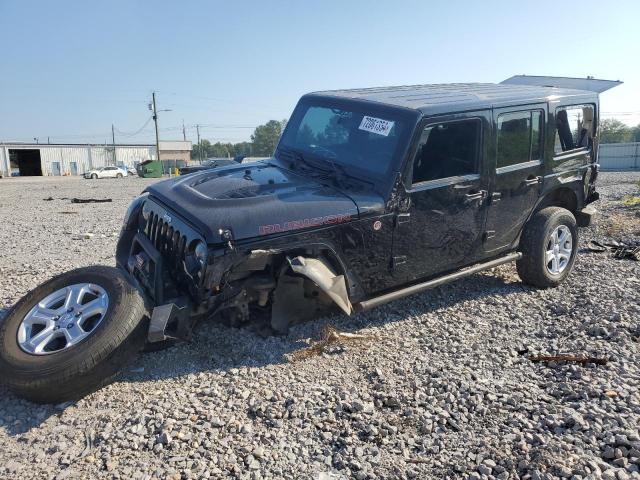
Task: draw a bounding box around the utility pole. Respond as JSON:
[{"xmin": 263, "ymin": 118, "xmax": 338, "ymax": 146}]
[
  {"xmin": 149, "ymin": 92, "xmax": 172, "ymax": 174},
  {"xmin": 196, "ymin": 124, "xmax": 202, "ymax": 164},
  {"xmin": 151, "ymin": 92, "xmax": 161, "ymax": 164},
  {"xmin": 111, "ymin": 124, "xmax": 116, "ymax": 165},
  {"xmin": 182, "ymin": 120, "xmax": 186, "ymax": 141}
]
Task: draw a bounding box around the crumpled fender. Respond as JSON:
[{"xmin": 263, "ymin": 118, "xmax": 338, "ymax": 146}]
[{"xmin": 287, "ymin": 256, "xmax": 353, "ymax": 315}]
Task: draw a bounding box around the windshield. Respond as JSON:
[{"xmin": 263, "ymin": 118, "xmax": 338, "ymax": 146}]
[{"xmin": 278, "ymin": 99, "xmax": 413, "ymax": 181}]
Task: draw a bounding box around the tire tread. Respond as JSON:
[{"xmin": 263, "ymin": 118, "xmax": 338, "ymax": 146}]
[
  {"xmin": 0, "ymin": 266, "xmax": 148, "ymax": 403},
  {"xmin": 516, "ymin": 207, "xmax": 578, "ymax": 288}
]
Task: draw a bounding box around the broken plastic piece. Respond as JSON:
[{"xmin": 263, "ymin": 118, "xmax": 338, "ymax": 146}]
[
  {"xmin": 148, "ymin": 299, "xmax": 191, "ymax": 343},
  {"xmin": 288, "ymin": 256, "xmax": 352, "ymax": 315}
]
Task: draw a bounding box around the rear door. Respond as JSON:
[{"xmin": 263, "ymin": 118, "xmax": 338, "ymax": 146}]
[
  {"xmin": 483, "ymin": 105, "xmax": 546, "ymax": 252},
  {"xmin": 392, "ymin": 111, "xmax": 491, "ymax": 282}
]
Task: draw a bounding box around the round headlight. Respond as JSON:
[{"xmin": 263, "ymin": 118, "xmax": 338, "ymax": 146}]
[
  {"xmin": 194, "ymin": 241, "xmax": 208, "ymax": 265},
  {"xmin": 141, "ymin": 200, "xmax": 151, "ymax": 221}
]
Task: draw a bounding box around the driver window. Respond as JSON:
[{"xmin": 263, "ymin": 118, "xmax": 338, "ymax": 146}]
[
  {"xmin": 296, "ymin": 107, "xmax": 351, "ymax": 147},
  {"xmin": 411, "ymin": 119, "xmax": 480, "ymax": 184}
]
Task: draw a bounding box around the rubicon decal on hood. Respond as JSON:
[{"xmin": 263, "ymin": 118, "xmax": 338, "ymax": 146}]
[{"xmin": 259, "ymin": 213, "xmax": 353, "ymax": 235}]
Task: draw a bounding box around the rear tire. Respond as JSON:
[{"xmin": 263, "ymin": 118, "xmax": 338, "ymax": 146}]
[
  {"xmin": 0, "ymin": 266, "xmax": 148, "ymax": 403},
  {"xmin": 516, "ymin": 207, "xmax": 578, "ymax": 288},
  {"xmin": 116, "ymin": 173, "xmax": 123, "ymax": 178}
]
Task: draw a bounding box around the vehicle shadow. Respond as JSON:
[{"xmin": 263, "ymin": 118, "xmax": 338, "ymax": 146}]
[{"xmin": 0, "ymin": 268, "xmax": 528, "ymax": 436}]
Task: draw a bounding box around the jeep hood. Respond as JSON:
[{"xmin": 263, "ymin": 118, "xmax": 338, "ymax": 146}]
[{"xmin": 144, "ymin": 161, "xmax": 367, "ymax": 244}]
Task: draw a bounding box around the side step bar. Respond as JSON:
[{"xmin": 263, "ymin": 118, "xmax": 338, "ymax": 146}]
[{"xmin": 355, "ymin": 252, "xmax": 522, "ymax": 312}]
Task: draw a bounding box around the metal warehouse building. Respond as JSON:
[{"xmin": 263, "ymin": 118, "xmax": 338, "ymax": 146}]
[
  {"xmin": 598, "ymin": 142, "xmax": 640, "ymax": 171},
  {"xmin": 0, "ymin": 141, "xmax": 192, "ymax": 177}
]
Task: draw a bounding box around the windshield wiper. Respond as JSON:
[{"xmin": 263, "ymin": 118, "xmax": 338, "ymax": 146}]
[
  {"xmin": 321, "ymin": 156, "xmax": 349, "ymax": 190},
  {"xmin": 277, "ymin": 147, "xmax": 316, "ymax": 171},
  {"xmin": 278, "ymin": 147, "xmax": 351, "ymax": 190}
]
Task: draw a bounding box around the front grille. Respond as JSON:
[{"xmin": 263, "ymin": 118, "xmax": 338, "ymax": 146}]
[
  {"xmin": 145, "ymin": 211, "xmax": 189, "ymax": 277},
  {"xmin": 139, "ymin": 200, "xmax": 207, "ymax": 300}
]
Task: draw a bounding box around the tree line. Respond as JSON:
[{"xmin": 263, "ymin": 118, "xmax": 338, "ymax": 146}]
[
  {"xmin": 192, "ymin": 119, "xmax": 287, "ymax": 160},
  {"xmin": 599, "ymin": 119, "xmax": 640, "ymax": 144},
  {"xmin": 192, "ymin": 117, "xmax": 638, "ymax": 162}
]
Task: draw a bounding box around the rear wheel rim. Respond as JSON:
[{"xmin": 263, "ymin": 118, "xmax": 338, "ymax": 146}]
[
  {"xmin": 545, "ymin": 225, "xmax": 573, "ymax": 275},
  {"xmin": 17, "ymin": 283, "xmax": 109, "ymax": 355}
]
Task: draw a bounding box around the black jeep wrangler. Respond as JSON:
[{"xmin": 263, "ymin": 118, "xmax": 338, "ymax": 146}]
[{"xmin": 0, "ymin": 75, "xmax": 621, "ymax": 403}]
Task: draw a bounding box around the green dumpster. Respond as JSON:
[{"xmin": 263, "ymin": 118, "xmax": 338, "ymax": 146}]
[{"xmin": 136, "ymin": 160, "xmax": 163, "ymax": 178}]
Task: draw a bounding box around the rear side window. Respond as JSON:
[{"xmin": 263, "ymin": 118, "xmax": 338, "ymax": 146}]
[
  {"xmin": 496, "ymin": 110, "xmax": 543, "ymax": 169},
  {"xmin": 411, "ymin": 119, "xmax": 480, "ymax": 184},
  {"xmin": 554, "ymin": 105, "xmax": 594, "ymax": 153}
]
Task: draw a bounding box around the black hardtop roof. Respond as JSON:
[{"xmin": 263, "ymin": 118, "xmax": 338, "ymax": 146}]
[{"xmin": 306, "ymin": 82, "xmax": 596, "ymax": 116}]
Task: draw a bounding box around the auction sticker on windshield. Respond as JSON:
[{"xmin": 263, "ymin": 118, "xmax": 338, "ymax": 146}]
[{"xmin": 359, "ymin": 116, "xmax": 395, "ymax": 136}]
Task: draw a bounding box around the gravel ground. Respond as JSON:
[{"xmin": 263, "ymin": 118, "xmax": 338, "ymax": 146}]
[{"xmin": 0, "ymin": 173, "xmax": 639, "ymax": 480}]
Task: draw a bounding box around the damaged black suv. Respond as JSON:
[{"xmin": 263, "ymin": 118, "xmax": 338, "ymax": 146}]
[{"xmin": 0, "ymin": 75, "xmax": 621, "ymax": 402}]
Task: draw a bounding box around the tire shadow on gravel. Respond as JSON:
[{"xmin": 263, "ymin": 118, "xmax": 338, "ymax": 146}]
[
  {"xmin": 117, "ymin": 269, "xmax": 526, "ymax": 383},
  {"xmin": 0, "ymin": 269, "xmax": 525, "ymax": 435}
]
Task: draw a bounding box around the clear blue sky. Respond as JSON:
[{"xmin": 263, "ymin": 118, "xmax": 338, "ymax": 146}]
[{"xmin": 0, "ymin": 0, "xmax": 638, "ymax": 145}]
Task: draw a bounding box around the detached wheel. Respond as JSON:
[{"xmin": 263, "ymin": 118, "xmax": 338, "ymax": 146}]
[
  {"xmin": 516, "ymin": 207, "xmax": 578, "ymax": 288},
  {"xmin": 0, "ymin": 266, "xmax": 148, "ymax": 403}
]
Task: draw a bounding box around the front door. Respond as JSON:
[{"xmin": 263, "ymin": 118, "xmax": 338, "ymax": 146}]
[
  {"xmin": 51, "ymin": 161, "xmax": 61, "ymax": 176},
  {"xmin": 69, "ymin": 162, "xmax": 78, "ymax": 176},
  {"xmin": 484, "ymin": 106, "xmax": 546, "ymax": 252},
  {"xmin": 392, "ymin": 112, "xmax": 491, "ymax": 282}
]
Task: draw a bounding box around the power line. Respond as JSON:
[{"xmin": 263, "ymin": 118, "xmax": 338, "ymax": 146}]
[{"xmin": 113, "ymin": 116, "xmax": 154, "ymax": 137}]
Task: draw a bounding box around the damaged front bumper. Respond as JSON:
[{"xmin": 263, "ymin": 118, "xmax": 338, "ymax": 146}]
[
  {"xmin": 148, "ymin": 298, "xmax": 193, "ymax": 343},
  {"xmin": 117, "ymin": 198, "xmax": 212, "ymax": 343},
  {"xmin": 116, "ymin": 197, "xmax": 357, "ymax": 341}
]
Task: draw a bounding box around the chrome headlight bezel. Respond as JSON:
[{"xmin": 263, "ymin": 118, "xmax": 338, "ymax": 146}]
[{"xmin": 194, "ymin": 241, "xmax": 208, "ymax": 265}]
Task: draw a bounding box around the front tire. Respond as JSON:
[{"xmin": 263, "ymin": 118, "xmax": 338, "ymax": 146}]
[
  {"xmin": 516, "ymin": 207, "xmax": 578, "ymax": 288},
  {"xmin": 116, "ymin": 173, "xmax": 123, "ymax": 178},
  {"xmin": 91, "ymin": 173, "xmax": 97, "ymax": 179},
  {"xmin": 0, "ymin": 266, "xmax": 148, "ymax": 403}
]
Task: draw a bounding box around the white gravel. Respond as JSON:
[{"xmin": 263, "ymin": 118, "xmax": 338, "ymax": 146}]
[{"xmin": 0, "ymin": 173, "xmax": 639, "ymax": 480}]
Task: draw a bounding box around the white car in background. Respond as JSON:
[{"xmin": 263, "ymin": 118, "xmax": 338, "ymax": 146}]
[{"xmin": 84, "ymin": 166, "xmax": 128, "ymax": 179}]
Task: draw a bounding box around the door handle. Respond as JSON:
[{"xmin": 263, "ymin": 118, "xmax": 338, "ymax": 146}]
[
  {"xmin": 464, "ymin": 190, "xmax": 487, "ymax": 204},
  {"xmin": 523, "ymin": 176, "xmax": 542, "ymax": 187},
  {"xmin": 395, "ymin": 213, "xmax": 410, "ymax": 226}
]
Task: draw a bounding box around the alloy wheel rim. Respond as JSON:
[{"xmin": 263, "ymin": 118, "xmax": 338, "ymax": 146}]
[
  {"xmin": 17, "ymin": 283, "xmax": 109, "ymax": 355},
  {"xmin": 545, "ymin": 225, "xmax": 573, "ymax": 275}
]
